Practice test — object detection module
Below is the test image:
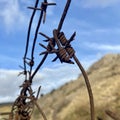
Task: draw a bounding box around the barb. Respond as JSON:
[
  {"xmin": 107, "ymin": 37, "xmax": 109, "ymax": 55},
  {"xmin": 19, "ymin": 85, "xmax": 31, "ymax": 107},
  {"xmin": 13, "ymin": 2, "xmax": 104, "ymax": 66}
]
[
  {"xmin": 30, "ymin": 0, "xmax": 56, "ymax": 78},
  {"xmin": 11, "ymin": 1, "xmax": 56, "ymax": 119},
  {"xmin": 11, "ymin": 0, "xmax": 95, "ymax": 120},
  {"xmin": 39, "ymin": 27, "xmax": 95, "ymax": 120},
  {"xmin": 48, "ymin": 0, "xmax": 95, "ymax": 119},
  {"xmin": 22, "ymin": 0, "xmax": 56, "ymax": 82},
  {"xmin": 10, "ymin": 80, "xmax": 47, "ymax": 120},
  {"xmin": 33, "ymin": 0, "xmax": 72, "ymax": 79},
  {"xmin": 40, "ymin": 31, "xmax": 95, "ymax": 120}
]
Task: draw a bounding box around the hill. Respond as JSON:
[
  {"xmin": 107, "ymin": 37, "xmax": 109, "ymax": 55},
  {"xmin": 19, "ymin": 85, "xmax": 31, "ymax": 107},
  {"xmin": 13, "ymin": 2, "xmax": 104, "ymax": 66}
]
[
  {"xmin": 0, "ymin": 54, "xmax": 120, "ymax": 120},
  {"xmin": 32, "ymin": 54, "xmax": 120, "ymax": 120},
  {"xmin": 0, "ymin": 103, "xmax": 12, "ymax": 119}
]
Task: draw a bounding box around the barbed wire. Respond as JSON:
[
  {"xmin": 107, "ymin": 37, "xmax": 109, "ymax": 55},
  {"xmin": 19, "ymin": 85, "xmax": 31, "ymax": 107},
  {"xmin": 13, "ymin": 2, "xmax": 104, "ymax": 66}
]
[{"xmin": 9, "ymin": 0, "xmax": 95, "ymax": 120}]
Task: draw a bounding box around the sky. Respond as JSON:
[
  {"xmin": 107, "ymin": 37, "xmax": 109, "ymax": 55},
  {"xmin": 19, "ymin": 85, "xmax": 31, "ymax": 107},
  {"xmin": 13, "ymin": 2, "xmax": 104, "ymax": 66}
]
[{"xmin": 0, "ymin": 0, "xmax": 120, "ymax": 103}]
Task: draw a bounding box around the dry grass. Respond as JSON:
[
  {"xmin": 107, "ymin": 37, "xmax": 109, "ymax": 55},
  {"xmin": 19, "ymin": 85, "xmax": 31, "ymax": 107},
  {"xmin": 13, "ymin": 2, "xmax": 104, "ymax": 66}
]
[
  {"xmin": 0, "ymin": 104, "xmax": 12, "ymax": 119},
  {"xmin": 33, "ymin": 54, "xmax": 120, "ymax": 120},
  {"xmin": 1, "ymin": 54, "xmax": 120, "ymax": 120}
]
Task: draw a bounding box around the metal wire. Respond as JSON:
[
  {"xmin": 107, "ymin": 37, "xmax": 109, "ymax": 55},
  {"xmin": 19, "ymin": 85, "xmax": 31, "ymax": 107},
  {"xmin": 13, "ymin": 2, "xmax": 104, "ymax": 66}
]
[
  {"xmin": 38, "ymin": 0, "xmax": 95, "ymax": 119},
  {"xmin": 10, "ymin": 0, "xmax": 56, "ymax": 120},
  {"xmin": 10, "ymin": 0, "xmax": 95, "ymax": 120},
  {"xmin": 32, "ymin": 0, "xmax": 72, "ymax": 78},
  {"xmin": 23, "ymin": 0, "xmax": 39, "ymax": 79}
]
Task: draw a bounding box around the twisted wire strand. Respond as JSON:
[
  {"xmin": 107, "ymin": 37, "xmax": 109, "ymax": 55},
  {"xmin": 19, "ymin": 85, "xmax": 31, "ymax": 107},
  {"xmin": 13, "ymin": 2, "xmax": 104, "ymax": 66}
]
[
  {"xmin": 57, "ymin": 1, "xmax": 95, "ymax": 119},
  {"xmin": 29, "ymin": 0, "xmax": 56, "ymax": 82},
  {"xmin": 30, "ymin": 1, "xmax": 46, "ymax": 76},
  {"xmin": 23, "ymin": 0, "xmax": 39, "ymax": 78},
  {"xmin": 12, "ymin": 0, "xmax": 95, "ymax": 120},
  {"xmin": 53, "ymin": 30, "xmax": 95, "ymax": 120}
]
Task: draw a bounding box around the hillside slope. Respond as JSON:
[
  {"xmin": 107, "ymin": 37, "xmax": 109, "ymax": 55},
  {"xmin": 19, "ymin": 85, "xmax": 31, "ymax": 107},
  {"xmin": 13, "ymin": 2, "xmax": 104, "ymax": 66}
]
[
  {"xmin": 32, "ymin": 54, "xmax": 120, "ymax": 120},
  {"xmin": 0, "ymin": 54, "xmax": 120, "ymax": 120}
]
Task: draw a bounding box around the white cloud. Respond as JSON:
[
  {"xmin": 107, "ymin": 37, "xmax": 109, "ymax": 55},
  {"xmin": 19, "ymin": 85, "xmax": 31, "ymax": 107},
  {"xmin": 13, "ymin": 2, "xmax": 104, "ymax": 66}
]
[
  {"xmin": 26, "ymin": 64, "xmax": 81, "ymax": 94},
  {"xmin": 0, "ymin": 64, "xmax": 80, "ymax": 103},
  {"xmin": 79, "ymin": 0, "xmax": 120, "ymax": 8},
  {"xmin": 0, "ymin": 0, "xmax": 56, "ymax": 33},
  {"xmin": 85, "ymin": 42, "xmax": 120, "ymax": 51},
  {"xmin": 0, "ymin": 69, "xmax": 23, "ymax": 102},
  {"xmin": 0, "ymin": 0, "xmax": 29, "ymax": 32},
  {"xmin": 0, "ymin": 55, "xmax": 98, "ymax": 103}
]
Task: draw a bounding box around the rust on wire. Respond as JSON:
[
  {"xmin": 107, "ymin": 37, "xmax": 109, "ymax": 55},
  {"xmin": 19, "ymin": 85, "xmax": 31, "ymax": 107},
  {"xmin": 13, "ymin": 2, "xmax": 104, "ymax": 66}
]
[
  {"xmin": 38, "ymin": 0, "xmax": 95, "ymax": 120},
  {"xmin": 10, "ymin": 0, "xmax": 56, "ymax": 120},
  {"xmin": 8, "ymin": 0, "xmax": 95, "ymax": 120},
  {"xmin": 31, "ymin": 0, "xmax": 72, "ymax": 78}
]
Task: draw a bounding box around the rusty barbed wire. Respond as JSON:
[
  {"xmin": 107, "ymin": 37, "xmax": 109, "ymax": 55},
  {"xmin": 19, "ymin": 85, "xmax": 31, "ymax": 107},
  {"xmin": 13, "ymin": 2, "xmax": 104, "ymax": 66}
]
[
  {"xmin": 10, "ymin": 0, "xmax": 56, "ymax": 120},
  {"xmin": 21, "ymin": 0, "xmax": 56, "ymax": 82},
  {"xmin": 10, "ymin": 81, "xmax": 47, "ymax": 120},
  {"xmin": 38, "ymin": 0, "xmax": 95, "ymax": 120},
  {"xmin": 39, "ymin": 29, "xmax": 95, "ymax": 120},
  {"xmin": 31, "ymin": 0, "xmax": 72, "ymax": 79},
  {"xmin": 9, "ymin": 0, "xmax": 95, "ymax": 120}
]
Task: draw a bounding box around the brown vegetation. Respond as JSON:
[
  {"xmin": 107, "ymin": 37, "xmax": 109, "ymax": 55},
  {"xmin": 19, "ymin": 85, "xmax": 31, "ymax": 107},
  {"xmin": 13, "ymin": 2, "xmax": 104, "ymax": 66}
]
[
  {"xmin": 1, "ymin": 54, "xmax": 120, "ymax": 120},
  {"xmin": 32, "ymin": 54, "xmax": 120, "ymax": 120}
]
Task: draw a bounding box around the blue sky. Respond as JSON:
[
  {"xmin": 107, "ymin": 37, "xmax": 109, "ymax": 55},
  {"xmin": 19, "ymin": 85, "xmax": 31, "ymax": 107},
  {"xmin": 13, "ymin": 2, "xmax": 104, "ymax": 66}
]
[{"xmin": 0, "ymin": 0, "xmax": 120, "ymax": 103}]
